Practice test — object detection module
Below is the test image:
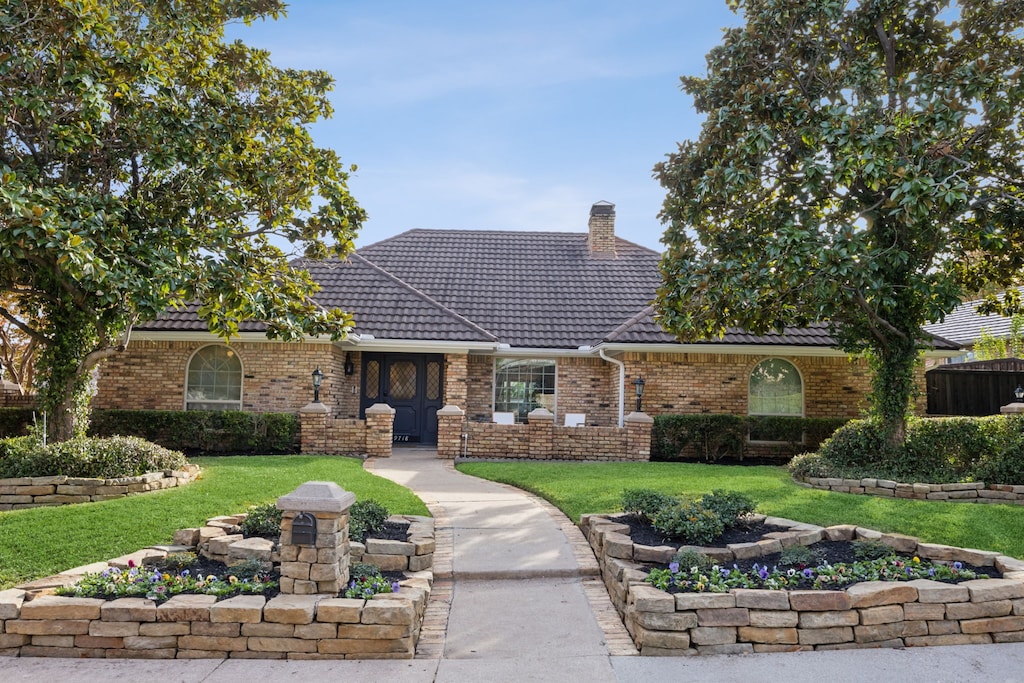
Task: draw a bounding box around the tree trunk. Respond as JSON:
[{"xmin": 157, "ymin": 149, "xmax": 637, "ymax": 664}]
[{"xmin": 869, "ymin": 339, "xmax": 919, "ymax": 449}]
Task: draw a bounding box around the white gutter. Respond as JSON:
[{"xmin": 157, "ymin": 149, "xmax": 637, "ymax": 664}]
[{"xmin": 598, "ymin": 348, "xmax": 626, "ymax": 427}]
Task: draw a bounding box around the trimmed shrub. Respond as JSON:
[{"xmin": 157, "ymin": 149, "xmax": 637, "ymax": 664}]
[
  {"xmin": 0, "ymin": 435, "xmax": 187, "ymax": 478},
  {"xmin": 787, "ymin": 451, "xmax": 836, "ymax": 479},
  {"xmin": 89, "ymin": 409, "xmax": 299, "ymax": 455},
  {"xmin": 652, "ymin": 414, "xmax": 848, "ymax": 462},
  {"xmin": 240, "ymin": 503, "xmax": 283, "ymax": 538},
  {"xmin": 621, "ymin": 488, "xmax": 679, "ymax": 521},
  {"xmin": 349, "ymin": 499, "xmax": 390, "ymax": 543},
  {"xmin": 651, "ymin": 499, "xmax": 725, "ymax": 546},
  {"xmin": 0, "ymin": 408, "xmax": 34, "ymax": 437},
  {"xmin": 699, "ymin": 490, "xmax": 756, "ymax": 527}
]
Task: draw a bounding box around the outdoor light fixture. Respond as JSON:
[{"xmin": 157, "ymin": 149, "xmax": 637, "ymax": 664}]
[
  {"xmin": 344, "ymin": 352, "xmax": 355, "ymax": 376},
  {"xmin": 1016, "ymin": 385, "xmax": 1024, "ymax": 402},
  {"xmin": 312, "ymin": 366, "xmax": 324, "ymax": 403},
  {"xmin": 633, "ymin": 375, "xmax": 646, "ymax": 412}
]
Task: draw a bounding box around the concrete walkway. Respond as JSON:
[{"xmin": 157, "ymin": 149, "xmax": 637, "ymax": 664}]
[{"xmin": 6, "ymin": 447, "xmax": 1024, "ymax": 681}]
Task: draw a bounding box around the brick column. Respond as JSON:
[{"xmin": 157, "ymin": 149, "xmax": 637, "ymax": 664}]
[
  {"xmin": 277, "ymin": 481, "xmax": 356, "ymax": 595},
  {"xmin": 625, "ymin": 411, "xmax": 654, "ymax": 461},
  {"xmin": 365, "ymin": 403, "xmax": 395, "ymax": 458},
  {"xmin": 299, "ymin": 402, "xmax": 331, "ymax": 454},
  {"xmin": 443, "ymin": 353, "xmax": 469, "ymax": 410},
  {"xmin": 436, "ymin": 404, "xmax": 465, "ymax": 459},
  {"xmin": 527, "ymin": 407, "xmax": 555, "ymax": 459}
]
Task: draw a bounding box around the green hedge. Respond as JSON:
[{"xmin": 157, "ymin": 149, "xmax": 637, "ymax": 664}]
[
  {"xmin": 88, "ymin": 410, "xmax": 299, "ymax": 455},
  {"xmin": 0, "ymin": 408, "xmax": 35, "ymax": 438},
  {"xmin": 652, "ymin": 414, "xmax": 849, "ymax": 462},
  {"xmin": 789, "ymin": 415, "xmax": 1024, "ymax": 484},
  {"xmin": 0, "ymin": 435, "xmax": 188, "ymax": 478}
]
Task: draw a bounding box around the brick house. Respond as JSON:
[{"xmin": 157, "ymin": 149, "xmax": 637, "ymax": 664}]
[{"xmin": 94, "ymin": 202, "xmax": 960, "ymax": 448}]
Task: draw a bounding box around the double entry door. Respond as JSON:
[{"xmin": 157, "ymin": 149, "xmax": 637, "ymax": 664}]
[{"xmin": 360, "ymin": 353, "xmax": 444, "ymax": 444}]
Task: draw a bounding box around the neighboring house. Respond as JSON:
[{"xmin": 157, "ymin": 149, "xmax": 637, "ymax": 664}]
[
  {"xmin": 923, "ymin": 287, "xmax": 1024, "ymax": 365},
  {"xmin": 94, "ymin": 202, "xmax": 960, "ymax": 445}
]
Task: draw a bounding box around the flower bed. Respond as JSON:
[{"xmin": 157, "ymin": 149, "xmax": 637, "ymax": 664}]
[
  {"xmin": 795, "ymin": 474, "xmax": 1024, "ymax": 504},
  {"xmin": 0, "ymin": 465, "xmax": 200, "ymax": 511},
  {"xmin": 582, "ymin": 512, "xmax": 1024, "ymax": 656},
  {"xmin": 0, "ymin": 511, "xmax": 435, "ymax": 659}
]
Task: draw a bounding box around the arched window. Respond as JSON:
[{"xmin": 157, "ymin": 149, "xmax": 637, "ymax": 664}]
[
  {"xmin": 185, "ymin": 345, "xmax": 242, "ymax": 411},
  {"xmin": 748, "ymin": 358, "xmax": 803, "ymax": 417}
]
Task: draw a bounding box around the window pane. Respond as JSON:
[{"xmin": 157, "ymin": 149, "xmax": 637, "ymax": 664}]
[
  {"xmin": 186, "ymin": 346, "xmax": 242, "ymax": 411},
  {"xmin": 426, "ymin": 362, "xmax": 440, "ymax": 400},
  {"xmin": 365, "ymin": 361, "xmax": 380, "ymax": 399},
  {"xmin": 749, "ymin": 359, "xmax": 802, "ymax": 416},
  {"xmin": 494, "ymin": 358, "xmax": 556, "ymax": 423},
  {"xmin": 390, "ymin": 361, "xmax": 417, "ymax": 400}
]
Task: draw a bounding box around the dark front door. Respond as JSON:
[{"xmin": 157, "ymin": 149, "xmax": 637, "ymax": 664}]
[{"xmin": 361, "ymin": 353, "xmax": 444, "ymax": 444}]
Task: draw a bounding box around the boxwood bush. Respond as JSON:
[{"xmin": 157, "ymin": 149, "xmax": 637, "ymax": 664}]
[
  {"xmin": 88, "ymin": 409, "xmax": 299, "ymax": 455},
  {"xmin": 0, "ymin": 435, "xmax": 188, "ymax": 478},
  {"xmin": 789, "ymin": 415, "xmax": 1024, "ymax": 485},
  {"xmin": 652, "ymin": 414, "xmax": 848, "ymax": 462}
]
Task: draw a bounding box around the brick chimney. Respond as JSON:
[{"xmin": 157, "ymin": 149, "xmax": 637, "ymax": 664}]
[{"xmin": 588, "ymin": 201, "xmax": 616, "ymax": 257}]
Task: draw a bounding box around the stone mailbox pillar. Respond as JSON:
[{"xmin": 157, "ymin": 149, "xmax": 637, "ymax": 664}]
[{"xmin": 277, "ymin": 481, "xmax": 356, "ymax": 595}]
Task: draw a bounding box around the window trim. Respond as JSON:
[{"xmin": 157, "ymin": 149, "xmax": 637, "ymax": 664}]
[
  {"xmin": 492, "ymin": 357, "xmax": 558, "ymax": 423},
  {"xmin": 184, "ymin": 344, "xmax": 244, "ymax": 411}
]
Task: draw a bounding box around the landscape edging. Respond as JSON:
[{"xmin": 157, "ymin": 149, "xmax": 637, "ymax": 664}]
[
  {"xmin": 0, "ymin": 464, "xmax": 201, "ymax": 511},
  {"xmin": 581, "ymin": 512, "xmax": 1024, "ymax": 656},
  {"xmin": 794, "ymin": 474, "xmax": 1024, "ymax": 504}
]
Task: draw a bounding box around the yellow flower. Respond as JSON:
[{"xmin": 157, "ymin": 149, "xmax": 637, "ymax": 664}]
[{"xmin": 912, "ymin": 556, "xmax": 920, "ymax": 563}]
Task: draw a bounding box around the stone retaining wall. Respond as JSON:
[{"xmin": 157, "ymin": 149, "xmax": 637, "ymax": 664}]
[
  {"xmin": 0, "ymin": 465, "xmax": 201, "ymax": 511},
  {"xmin": 582, "ymin": 513, "xmax": 1024, "ymax": 656},
  {"xmin": 0, "ymin": 511, "xmax": 435, "ymax": 659},
  {"xmin": 795, "ymin": 475, "xmax": 1024, "ymax": 504}
]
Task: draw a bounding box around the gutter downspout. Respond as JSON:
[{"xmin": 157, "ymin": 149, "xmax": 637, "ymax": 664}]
[{"xmin": 598, "ymin": 348, "xmax": 626, "ymax": 427}]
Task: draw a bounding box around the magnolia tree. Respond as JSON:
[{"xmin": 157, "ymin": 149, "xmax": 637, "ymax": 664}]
[
  {"xmin": 0, "ymin": 1, "xmax": 365, "ymax": 441},
  {"xmin": 656, "ymin": 0, "xmax": 1024, "ymax": 445}
]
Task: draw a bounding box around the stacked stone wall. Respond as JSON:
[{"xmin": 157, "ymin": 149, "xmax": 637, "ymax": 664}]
[
  {"xmin": 583, "ymin": 513, "xmax": 1024, "ymax": 656},
  {"xmin": 797, "ymin": 475, "xmax": 1024, "ymax": 504},
  {"xmin": 0, "ymin": 466, "xmax": 200, "ymax": 511}
]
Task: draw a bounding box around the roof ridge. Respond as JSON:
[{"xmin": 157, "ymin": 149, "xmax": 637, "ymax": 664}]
[
  {"xmin": 358, "ymin": 228, "xmax": 661, "ymax": 256},
  {"xmin": 603, "ymin": 304, "xmax": 659, "ymax": 343},
  {"xmin": 350, "ymin": 253, "xmax": 499, "ymax": 342}
]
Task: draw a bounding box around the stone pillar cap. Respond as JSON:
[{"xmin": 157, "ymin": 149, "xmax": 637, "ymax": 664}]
[
  {"xmin": 437, "ymin": 404, "xmax": 466, "ymax": 416},
  {"xmin": 625, "ymin": 411, "xmax": 654, "ymax": 424},
  {"xmin": 527, "ymin": 407, "xmax": 554, "ymax": 421},
  {"xmin": 1001, "ymin": 403, "xmax": 1024, "ymax": 414},
  {"xmin": 299, "ymin": 402, "xmax": 331, "ymax": 414},
  {"xmin": 277, "ymin": 481, "xmax": 356, "ymax": 512},
  {"xmin": 365, "ymin": 402, "xmax": 396, "ymax": 415}
]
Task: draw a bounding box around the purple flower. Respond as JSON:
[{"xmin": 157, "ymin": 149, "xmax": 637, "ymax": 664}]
[
  {"xmin": 391, "ymin": 582, "xmax": 401, "ymax": 593},
  {"xmin": 802, "ymin": 568, "xmax": 814, "ymax": 579},
  {"xmin": 669, "ymin": 562, "xmax": 680, "ymax": 573},
  {"xmin": 720, "ymin": 568, "xmax": 731, "ymax": 578},
  {"xmin": 928, "ymin": 568, "xmax": 935, "ymax": 577},
  {"xmin": 758, "ymin": 566, "xmax": 769, "ymax": 580},
  {"xmin": 953, "ymin": 561, "xmax": 963, "ymax": 571}
]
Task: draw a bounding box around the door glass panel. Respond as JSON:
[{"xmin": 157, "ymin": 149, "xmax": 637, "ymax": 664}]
[
  {"xmin": 426, "ymin": 362, "xmax": 440, "ymax": 400},
  {"xmin": 390, "ymin": 361, "xmax": 417, "ymax": 400},
  {"xmin": 365, "ymin": 361, "xmax": 380, "ymax": 399}
]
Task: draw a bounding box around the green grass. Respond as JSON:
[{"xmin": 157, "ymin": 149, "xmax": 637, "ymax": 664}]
[
  {"xmin": 0, "ymin": 456, "xmax": 428, "ymax": 590},
  {"xmin": 456, "ymin": 461, "xmax": 1024, "ymax": 559}
]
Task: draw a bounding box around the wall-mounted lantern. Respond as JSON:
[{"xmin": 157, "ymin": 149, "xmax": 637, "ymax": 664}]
[
  {"xmin": 291, "ymin": 512, "xmax": 318, "ymax": 545},
  {"xmin": 633, "ymin": 375, "xmax": 646, "ymax": 412},
  {"xmin": 1016, "ymin": 385, "xmax": 1024, "ymax": 402},
  {"xmin": 312, "ymin": 366, "xmax": 324, "ymax": 403},
  {"xmin": 344, "ymin": 352, "xmax": 355, "ymax": 376}
]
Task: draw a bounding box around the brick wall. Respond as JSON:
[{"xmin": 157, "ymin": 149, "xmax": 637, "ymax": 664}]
[
  {"xmin": 465, "ymin": 355, "xmax": 493, "ymax": 422},
  {"xmin": 557, "ymin": 357, "xmax": 617, "ymax": 426},
  {"xmin": 621, "ymin": 352, "xmax": 875, "ymax": 419}
]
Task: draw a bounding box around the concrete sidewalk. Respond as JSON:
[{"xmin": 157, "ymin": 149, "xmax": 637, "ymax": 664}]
[{"xmin": 6, "ymin": 447, "xmax": 1024, "ymax": 681}]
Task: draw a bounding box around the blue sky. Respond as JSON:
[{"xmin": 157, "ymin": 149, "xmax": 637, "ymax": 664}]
[{"xmin": 227, "ymin": 2, "xmax": 742, "ymax": 252}]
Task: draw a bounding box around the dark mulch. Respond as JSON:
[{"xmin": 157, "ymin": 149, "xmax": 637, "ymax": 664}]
[
  {"xmin": 369, "ymin": 520, "xmax": 411, "ymax": 542},
  {"xmin": 616, "ymin": 514, "xmax": 1000, "ymax": 584}
]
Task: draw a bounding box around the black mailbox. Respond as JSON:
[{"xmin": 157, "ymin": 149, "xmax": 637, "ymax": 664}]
[{"xmin": 291, "ymin": 512, "xmax": 317, "ymax": 545}]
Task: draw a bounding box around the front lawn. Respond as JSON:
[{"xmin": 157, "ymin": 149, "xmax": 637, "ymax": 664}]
[
  {"xmin": 0, "ymin": 456, "xmax": 428, "ymax": 590},
  {"xmin": 456, "ymin": 461, "xmax": 1024, "ymax": 559}
]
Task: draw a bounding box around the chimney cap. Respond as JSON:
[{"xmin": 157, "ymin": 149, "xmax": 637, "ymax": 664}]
[{"xmin": 590, "ymin": 201, "xmax": 615, "ymax": 216}]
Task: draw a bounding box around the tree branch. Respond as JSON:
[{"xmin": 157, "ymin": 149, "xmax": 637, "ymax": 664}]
[{"xmin": 0, "ymin": 306, "xmax": 47, "ymax": 344}]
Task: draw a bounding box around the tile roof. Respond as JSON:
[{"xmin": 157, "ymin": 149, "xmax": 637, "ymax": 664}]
[
  {"xmin": 136, "ymin": 227, "xmax": 957, "ymax": 351},
  {"xmin": 923, "ymin": 288, "xmax": 1024, "ymax": 345}
]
